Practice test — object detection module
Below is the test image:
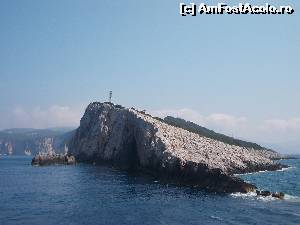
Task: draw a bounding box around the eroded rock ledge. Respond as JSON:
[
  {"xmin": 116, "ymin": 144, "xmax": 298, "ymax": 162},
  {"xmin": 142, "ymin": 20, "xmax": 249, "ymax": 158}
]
[
  {"xmin": 68, "ymin": 102, "xmax": 286, "ymax": 193},
  {"xmin": 31, "ymin": 153, "xmax": 75, "ymax": 166}
]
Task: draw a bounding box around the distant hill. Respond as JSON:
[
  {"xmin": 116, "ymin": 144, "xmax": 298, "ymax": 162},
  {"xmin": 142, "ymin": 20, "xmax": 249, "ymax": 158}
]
[
  {"xmin": 0, "ymin": 128, "xmax": 75, "ymax": 155},
  {"xmin": 163, "ymin": 116, "xmax": 265, "ymax": 150}
]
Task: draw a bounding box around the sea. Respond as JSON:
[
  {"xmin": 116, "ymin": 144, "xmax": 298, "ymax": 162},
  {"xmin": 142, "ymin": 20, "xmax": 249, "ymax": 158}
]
[{"xmin": 0, "ymin": 156, "xmax": 299, "ymax": 225}]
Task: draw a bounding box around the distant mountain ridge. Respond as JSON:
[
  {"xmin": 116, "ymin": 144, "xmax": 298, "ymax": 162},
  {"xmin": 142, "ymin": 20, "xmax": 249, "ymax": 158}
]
[{"xmin": 0, "ymin": 128, "xmax": 75, "ymax": 155}]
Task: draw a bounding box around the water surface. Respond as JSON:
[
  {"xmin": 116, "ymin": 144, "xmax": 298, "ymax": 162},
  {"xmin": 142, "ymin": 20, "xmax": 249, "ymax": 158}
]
[{"xmin": 0, "ymin": 156, "xmax": 299, "ymax": 225}]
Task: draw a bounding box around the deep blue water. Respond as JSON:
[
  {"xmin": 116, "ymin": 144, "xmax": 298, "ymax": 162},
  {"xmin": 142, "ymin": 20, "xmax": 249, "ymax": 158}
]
[{"xmin": 0, "ymin": 156, "xmax": 299, "ymax": 225}]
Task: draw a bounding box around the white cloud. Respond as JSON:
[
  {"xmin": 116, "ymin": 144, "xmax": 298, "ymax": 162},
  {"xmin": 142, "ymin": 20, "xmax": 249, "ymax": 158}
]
[
  {"xmin": 262, "ymin": 118, "xmax": 300, "ymax": 131},
  {"xmin": 10, "ymin": 105, "xmax": 84, "ymax": 129},
  {"xmin": 206, "ymin": 113, "xmax": 247, "ymax": 128}
]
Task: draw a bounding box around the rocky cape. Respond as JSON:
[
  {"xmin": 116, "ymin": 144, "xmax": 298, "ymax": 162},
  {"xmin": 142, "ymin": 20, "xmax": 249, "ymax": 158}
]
[{"xmin": 67, "ymin": 102, "xmax": 287, "ymax": 193}]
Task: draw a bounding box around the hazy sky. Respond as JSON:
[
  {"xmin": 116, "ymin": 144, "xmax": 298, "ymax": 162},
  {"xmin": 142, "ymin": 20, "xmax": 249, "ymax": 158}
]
[{"xmin": 0, "ymin": 0, "xmax": 299, "ymax": 153}]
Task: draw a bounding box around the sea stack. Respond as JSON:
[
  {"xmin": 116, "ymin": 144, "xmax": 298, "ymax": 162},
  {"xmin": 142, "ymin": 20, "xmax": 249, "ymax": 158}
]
[{"xmin": 68, "ymin": 102, "xmax": 286, "ymax": 193}]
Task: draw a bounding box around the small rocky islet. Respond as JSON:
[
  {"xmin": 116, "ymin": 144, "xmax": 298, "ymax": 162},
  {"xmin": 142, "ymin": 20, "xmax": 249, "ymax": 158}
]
[
  {"xmin": 31, "ymin": 153, "xmax": 75, "ymax": 166},
  {"xmin": 32, "ymin": 102, "xmax": 290, "ymax": 199}
]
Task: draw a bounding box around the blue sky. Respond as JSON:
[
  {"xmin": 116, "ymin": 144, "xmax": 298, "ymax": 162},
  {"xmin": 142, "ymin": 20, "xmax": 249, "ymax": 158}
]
[{"xmin": 0, "ymin": 0, "xmax": 299, "ymax": 153}]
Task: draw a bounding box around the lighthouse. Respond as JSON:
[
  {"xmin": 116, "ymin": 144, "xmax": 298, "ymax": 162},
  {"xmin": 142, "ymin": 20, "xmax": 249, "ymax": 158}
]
[{"xmin": 109, "ymin": 91, "xmax": 112, "ymax": 103}]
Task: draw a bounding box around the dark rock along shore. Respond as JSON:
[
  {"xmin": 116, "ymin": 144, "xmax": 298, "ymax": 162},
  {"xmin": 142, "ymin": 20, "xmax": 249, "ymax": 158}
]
[
  {"xmin": 31, "ymin": 154, "xmax": 75, "ymax": 166},
  {"xmin": 64, "ymin": 102, "xmax": 287, "ymax": 194}
]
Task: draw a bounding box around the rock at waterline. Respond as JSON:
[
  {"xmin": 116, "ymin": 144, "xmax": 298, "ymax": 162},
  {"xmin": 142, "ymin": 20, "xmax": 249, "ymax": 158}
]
[
  {"xmin": 31, "ymin": 154, "xmax": 75, "ymax": 166},
  {"xmin": 256, "ymin": 190, "xmax": 285, "ymax": 199},
  {"xmin": 272, "ymin": 192, "xmax": 285, "ymax": 199}
]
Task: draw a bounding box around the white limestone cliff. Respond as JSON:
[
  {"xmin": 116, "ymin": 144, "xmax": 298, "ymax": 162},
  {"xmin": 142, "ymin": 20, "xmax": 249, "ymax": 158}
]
[{"xmin": 69, "ymin": 102, "xmax": 286, "ymax": 193}]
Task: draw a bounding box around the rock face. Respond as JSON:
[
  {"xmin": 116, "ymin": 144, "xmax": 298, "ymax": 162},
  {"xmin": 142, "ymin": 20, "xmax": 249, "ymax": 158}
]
[
  {"xmin": 0, "ymin": 128, "xmax": 75, "ymax": 156},
  {"xmin": 31, "ymin": 153, "xmax": 75, "ymax": 166},
  {"xmin": 69, "ymin": 102, "xmax": 286, "ymax": 193}
]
